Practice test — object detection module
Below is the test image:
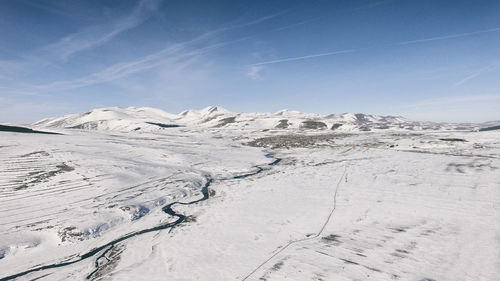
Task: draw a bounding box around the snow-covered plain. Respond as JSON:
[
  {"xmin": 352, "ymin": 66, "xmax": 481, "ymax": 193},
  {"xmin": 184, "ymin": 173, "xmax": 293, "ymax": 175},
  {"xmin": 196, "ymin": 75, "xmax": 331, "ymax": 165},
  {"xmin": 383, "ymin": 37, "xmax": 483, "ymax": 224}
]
[{"xmin": 1, "ymin": 107, "xmax": 499, "ymax": 281}]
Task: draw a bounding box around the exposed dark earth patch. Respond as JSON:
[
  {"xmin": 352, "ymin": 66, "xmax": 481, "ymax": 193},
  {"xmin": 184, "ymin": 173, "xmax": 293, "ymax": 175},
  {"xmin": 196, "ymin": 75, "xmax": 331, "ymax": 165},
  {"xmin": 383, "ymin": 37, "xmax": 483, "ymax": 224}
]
[
  {"xmin": 300, "ymin": 120, "xmax": 327, "ymax": 130},
  {"xmin": 339, "ymin": 258, "xmax": 359, "ymax": 265},
  {"xmin": 67, "ymin": 122, "xmax": 98, "ymax": 129},
  {"xmin": 275, "ymin": 119, "xmax": 289, "ymax": 129},
  {"xmin": 184, "ymin": 215, "xmax": 197, "ymax": 223},
  {"xmin": 479, "ymin": 125, "xmax": 500, "ymax": 131},
  {"xmin": 145, "ymin": 122, "xmax": 182, "ymax": 128},
  {"xmin": 446, "ymin": 161, "xmax": 498, "ymax": 173},
  {"xmin": 20, "ymin": 151, "xmax": 50, "ymax": 158},
  {"xmin": 271, "ymin": 260, "xmax": 284, "ymax": 271},
  {"xmin": 376, "ymin": 124, "xmax": 390, "ymax": 129},
  {"xmin": 89, "ymin": 244, "xmax": 126, "ymax": 281},
  {"xmin": 58, "ymin": 226, "xmax": 85, "ymax": 242},
  {"xmin": 247, "ymin": 134, "xmax": 348, "ymax": 148},
  {"xmin": 391, "ymin": 252, "xmax": 406, "ymax": 258},
  {"xmin": 0, "ymin": 125, "xmax": 61, "ymax": 135},
  {"xmin": 358, "ymin": 126, "xmax": 371, "ymax": 131},
  {"xmin": 208, "ymin": 188, "xmax": 216, "ymax": 197},
  {"xmin": 354, "ymin": 113, "xmax": 369, "ymax": 123},
  {"xmin": 258, "ymin": 259, "xmax": 286, "ymax": 281},
  {"xmin": 0, "ymin": 153, "xmax": 281, "ymax": 281},
  {"xmin": 337, "ymin": 257, "xmax": 382, "ymax": 273},
  {"xmin": 214, "ymin": 116, "xmax": 236, "ymax": 127},
  {"xmin": 439, "ymin": 138, "xmax": 467, "ymax": 142},
  {"xmin": 15, "ymin": 163, "xmax": 75, "ymax": 190},
  {"xmin": 330, "ymin": 123, "xmax": 343, "ymax": 130},
  {"xmin": 322, "ymin": 234, "xmax": 342, "ymax": 245},
  {"xmin": 389, "ymin": 227, "xmax": 407, "ymax": 233}
]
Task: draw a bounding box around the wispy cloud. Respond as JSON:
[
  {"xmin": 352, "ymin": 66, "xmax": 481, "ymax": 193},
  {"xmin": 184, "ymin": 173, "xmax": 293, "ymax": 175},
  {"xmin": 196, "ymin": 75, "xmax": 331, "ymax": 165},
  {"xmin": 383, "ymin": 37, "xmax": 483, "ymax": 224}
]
[
  {"xmin": 247, "ymin": 65, "xmax": 264, "ymax": 80},
  {"xmin": 399, "ymin": 27, "xmax": 500, "ymax": 45},
  {"xmin": 271, "ymin": 17, "xmax": 322, "ymax": 32},
  {"xmin": 26, "ymin": 39, "xmax": 241, "ymax": 94},
  {"xmin": 236, "ymin": 10, "xmax": 289, "ymax": 28},
  {"xmin": 250, "ymin": 49, "xmax": 356, "ymax": 66},
  {"xmin": 349, "ymin": 0, "xmax": 397, "ymax": 12},
  {"xmin": 454, "ymin": 71, "xmax": 484, "ymax": 87},
  {"xmin": 45, "ymin": 0, "xmax": 162, "ymax": 60},
  {"xmin": 4, "ymin": 11, "xmax": 283, "ymax": 95},
  {"xmin": 250, "ymin": 25, "xmax": 500, "ymax": 67},
  {"xmin": 454, "ymin": 64, "xmax": 497, "ymax": 87},
  {"xmin": 196, "ymin": 10, "xmax": 288, "ymax": 39}
]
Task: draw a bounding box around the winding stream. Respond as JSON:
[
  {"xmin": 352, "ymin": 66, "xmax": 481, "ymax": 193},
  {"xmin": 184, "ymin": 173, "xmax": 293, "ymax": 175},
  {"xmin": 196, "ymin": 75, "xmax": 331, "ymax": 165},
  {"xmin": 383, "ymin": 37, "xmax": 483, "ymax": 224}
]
[{"xmin": 0, "ymin": 152, "xmax": 280, "ymax": 281}]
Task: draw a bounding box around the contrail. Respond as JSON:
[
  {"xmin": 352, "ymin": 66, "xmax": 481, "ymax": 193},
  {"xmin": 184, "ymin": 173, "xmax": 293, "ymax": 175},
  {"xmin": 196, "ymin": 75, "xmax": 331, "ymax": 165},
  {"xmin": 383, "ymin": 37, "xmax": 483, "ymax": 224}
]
[
  {"xmin": 250, "ymin": 49, "xmax": 356, "ymax": 66},
  {"xmin": 251, "ymin": 26, "xmax": 500, "ymax": 66},
  {"xmin": 271, "ymin": 17, "xmax": 323, "ymax": 32},
  {"xmin": 454, "ymin": 71, "xmax": 482, "ymax": 87},
  {"xmin": 454, "ymin": 63, "xmax": 497, "ymax": 87},
  {"xmin": 399, "ymin": 27, "xmax": 500, "ymax": 45}
]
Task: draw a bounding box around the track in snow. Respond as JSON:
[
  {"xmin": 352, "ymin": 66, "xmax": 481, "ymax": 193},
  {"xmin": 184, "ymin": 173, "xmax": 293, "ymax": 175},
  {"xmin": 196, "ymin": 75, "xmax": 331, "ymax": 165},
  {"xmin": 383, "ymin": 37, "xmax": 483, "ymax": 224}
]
[{"xmin": 0, "ymin": 153, "xmax": 281, "ymax": 281}]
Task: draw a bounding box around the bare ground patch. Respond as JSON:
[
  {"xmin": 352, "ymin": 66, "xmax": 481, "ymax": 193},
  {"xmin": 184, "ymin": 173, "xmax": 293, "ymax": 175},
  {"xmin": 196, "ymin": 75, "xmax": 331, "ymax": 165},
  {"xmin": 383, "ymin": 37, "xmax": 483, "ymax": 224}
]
[{"xmin": 246, "ymin": 134, "xmax": 349, "ymax": 148}]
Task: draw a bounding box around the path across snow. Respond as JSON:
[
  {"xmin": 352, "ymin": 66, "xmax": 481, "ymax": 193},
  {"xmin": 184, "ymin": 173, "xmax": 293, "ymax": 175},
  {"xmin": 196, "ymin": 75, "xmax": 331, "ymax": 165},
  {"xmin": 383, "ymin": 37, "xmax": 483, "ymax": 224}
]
[{"xmin": 0, "ymin": 128, "xmax": 499, "ymax": 281}]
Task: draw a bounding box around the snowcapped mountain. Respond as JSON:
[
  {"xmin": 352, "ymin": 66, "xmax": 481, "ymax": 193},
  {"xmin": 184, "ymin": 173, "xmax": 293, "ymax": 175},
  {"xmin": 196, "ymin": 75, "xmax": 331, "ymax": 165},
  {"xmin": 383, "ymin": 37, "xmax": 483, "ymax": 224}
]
[
  {"xmin": 32, "ymin": 106, "xmax": 181, "ymax": 132},
  {"xmin": 32, "ymin": 106, "xmax": 477, "ymax": 133},
  {"xmin": 3, "ymin": 107, "xmax": 500, "ymax": 281}
]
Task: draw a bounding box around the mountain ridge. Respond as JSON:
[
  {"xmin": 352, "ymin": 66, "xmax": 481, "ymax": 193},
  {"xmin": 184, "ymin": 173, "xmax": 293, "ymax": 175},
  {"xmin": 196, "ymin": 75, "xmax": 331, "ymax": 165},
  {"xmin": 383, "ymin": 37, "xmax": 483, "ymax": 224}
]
[{"xmin": 30, "ymin": 106, "xmax": 495, "ymax": 133}]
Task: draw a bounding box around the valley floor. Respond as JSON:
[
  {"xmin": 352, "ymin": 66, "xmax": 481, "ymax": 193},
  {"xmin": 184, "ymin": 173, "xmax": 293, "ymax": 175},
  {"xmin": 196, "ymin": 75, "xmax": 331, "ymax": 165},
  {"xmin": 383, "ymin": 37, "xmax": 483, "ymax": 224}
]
[{"xmin": 1, "ymin": 129, "xmax": 499, "ymax": 281}]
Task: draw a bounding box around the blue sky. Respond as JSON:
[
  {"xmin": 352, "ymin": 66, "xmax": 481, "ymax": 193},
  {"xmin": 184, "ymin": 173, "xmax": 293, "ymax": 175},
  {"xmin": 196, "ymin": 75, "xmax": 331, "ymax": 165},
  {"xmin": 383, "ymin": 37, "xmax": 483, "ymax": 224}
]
[{"xmin": 1, "ymin": 0, "xmax": 499, "ymax": 123}]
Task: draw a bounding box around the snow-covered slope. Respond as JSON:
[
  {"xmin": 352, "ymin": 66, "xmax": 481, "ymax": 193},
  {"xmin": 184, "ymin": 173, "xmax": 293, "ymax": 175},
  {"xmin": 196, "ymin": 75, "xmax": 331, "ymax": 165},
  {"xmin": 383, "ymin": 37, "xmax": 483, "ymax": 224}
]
[
  {"xmin": 1, "ymin": 125, "xmax": 499, "ymax": 281},
  {"xmin": 32, "ymin": 106, "xmax": 478, "ymax": 133},
  {"xmin": 2, "ymin": 106, "xmax": 500, "ymax": 281},
  {"xmin": 33, "ymin": 106, "xmax": 181, "ymax": 132}
]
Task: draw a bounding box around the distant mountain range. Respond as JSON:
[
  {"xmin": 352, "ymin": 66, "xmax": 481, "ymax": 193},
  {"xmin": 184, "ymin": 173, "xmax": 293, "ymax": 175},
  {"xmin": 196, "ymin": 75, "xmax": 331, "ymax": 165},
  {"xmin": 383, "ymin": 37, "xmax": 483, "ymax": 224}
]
[{"xmin": 30, "ymin": 106, "xmax": 499, "ymax": 133}]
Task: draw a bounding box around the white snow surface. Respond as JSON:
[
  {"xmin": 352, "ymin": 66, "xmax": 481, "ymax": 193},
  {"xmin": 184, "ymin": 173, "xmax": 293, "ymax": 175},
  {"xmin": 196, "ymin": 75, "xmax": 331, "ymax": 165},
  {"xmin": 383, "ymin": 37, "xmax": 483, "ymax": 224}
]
[
  {"xmin": 31, "ymin": 106, "xmax": 488, "ymax": 133},
  {"xmin": 1, "ymin": 107, "xmax": 499, "ymax": 281}
]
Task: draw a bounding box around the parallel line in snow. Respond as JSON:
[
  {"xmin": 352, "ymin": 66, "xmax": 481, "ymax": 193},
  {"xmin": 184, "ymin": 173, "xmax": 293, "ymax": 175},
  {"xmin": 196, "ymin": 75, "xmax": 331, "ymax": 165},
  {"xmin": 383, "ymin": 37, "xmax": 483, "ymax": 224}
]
[{"xmin": 241, "ymin": 164, "xmax": 348, "ymax": 281}]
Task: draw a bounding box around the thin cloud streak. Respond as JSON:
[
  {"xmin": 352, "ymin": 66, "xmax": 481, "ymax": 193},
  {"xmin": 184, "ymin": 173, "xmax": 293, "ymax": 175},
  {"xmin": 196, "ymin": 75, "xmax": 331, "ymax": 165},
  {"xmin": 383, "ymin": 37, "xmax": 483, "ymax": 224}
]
[
  {"xmin": 236, "ymin": 10, "xmax": 289, "ymax": 28},
  {"xmin": 2, "ymin": 11, "xmax": 281, "ymax": 96},
  {"xmin": 199, "ymin": 10, "xmax": 289, "ymax": 39},
  {"xmin": 349, "ymin": 0, "xmax": 397, "ymax": 11},
  {"xmin": 399, "ymin": 27, "xmax": 500, "ymax": 45},
  {"xmin": 250, "ymin": 26, "xmax": 500, "ymax": 67},
  {"xmin": 271, "ymin": 17, "xmax": 322, "ymax": 32},
  {"xmin": 45, "ymin": 0, "xmax": 162, "ymax": 60},
  {"xmin": 247, "ymin": 65, "xmax": 264, "ymax": 80},
  {"xmin": 251, "ymin": 49, "xmax": 356, "ymax": 66},
  {"xmin": 454, "ymin": 63, "xmax": 497, "ymax": 87},
  {"xmin": 32, "ymin": 42, "xmax": 233, "ymax": 92},
  {"xmin": 6, "ymin": 36, "xmax": 251, "ymax": 96},
  {"xmin": 454, "ymin": 71, "xmax": 483, "ymax": 87}
]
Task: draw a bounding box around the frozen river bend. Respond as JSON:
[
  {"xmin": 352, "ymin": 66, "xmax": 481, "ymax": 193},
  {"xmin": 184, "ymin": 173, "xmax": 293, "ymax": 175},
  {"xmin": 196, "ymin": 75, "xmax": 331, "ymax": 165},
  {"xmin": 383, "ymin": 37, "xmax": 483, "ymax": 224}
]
[{"xmin": 1, "ymin": 107, "xmax": 499, "ymax": 280}]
